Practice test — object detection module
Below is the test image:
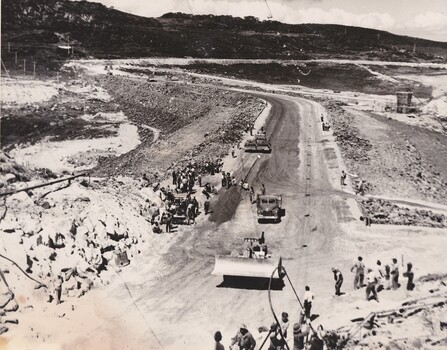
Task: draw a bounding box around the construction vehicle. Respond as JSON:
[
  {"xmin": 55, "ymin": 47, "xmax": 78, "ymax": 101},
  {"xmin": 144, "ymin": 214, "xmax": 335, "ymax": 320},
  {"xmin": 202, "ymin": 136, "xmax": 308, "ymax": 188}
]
[
  {"xmin": 244, "ymin": 131, "xmax": 272, "ymax": 153},
  {"xmin": 256, "ymin": 194, "xmax": 284, "ymax": 222},
  {"xmin": 212, "ymin": 234, "xmax": 283, "ymax": 283},
  {"xmin": 171, "ymin": 193, "xmax": 189, "ymax": 224}
]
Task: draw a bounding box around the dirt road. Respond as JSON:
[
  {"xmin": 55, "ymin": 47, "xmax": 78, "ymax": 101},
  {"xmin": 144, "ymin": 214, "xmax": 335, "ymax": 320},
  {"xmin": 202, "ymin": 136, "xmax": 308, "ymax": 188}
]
[{"xmin": 71, "ymin": 90, "xmax": 356, "ymax": 350}]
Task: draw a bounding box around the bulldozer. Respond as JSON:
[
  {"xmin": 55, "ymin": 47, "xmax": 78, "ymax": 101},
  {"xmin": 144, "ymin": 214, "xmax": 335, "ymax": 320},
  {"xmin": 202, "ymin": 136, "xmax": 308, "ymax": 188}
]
[{"xmin": 212, "ymin": 234, "xmax": 282, "ymax": 284}]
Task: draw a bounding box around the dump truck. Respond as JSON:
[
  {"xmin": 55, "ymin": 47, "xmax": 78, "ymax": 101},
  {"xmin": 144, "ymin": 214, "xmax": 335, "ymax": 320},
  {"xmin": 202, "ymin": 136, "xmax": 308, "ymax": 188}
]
[
  {"xmin": 256, "ymin": 194, "xmax": 284, "ymax": 222},
  {"xmin": 244, "ymin": 132, "xmax": 271, "ymax": 153},
  {"xmin": 212, "ymin": 235, "xmax": 282, "ymax": 283}
]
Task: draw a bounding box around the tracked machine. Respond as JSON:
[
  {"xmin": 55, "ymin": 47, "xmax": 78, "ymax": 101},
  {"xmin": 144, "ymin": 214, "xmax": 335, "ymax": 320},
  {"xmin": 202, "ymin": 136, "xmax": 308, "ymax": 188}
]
[{"xmin": 212, "ymin": 233, "xmax": 283, "ymax": 286}]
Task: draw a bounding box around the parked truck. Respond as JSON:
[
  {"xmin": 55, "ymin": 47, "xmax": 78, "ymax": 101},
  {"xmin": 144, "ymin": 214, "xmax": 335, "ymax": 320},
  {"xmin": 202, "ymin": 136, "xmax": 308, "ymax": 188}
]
[
  {"xmin": 256, "ymin": 194, "xmax": 284, "ymax": 222},
  {"xmin": 244, "ymin": 132, "xmax": 271, "ymax": 153}
]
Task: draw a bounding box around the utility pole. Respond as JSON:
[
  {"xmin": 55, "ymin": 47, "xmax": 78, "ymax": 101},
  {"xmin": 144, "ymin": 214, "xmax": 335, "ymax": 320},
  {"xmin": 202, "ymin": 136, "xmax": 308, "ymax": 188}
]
[
  {"xmin": 23, "ymin": 59, "xmax": 26, "ymax": 73},
  {"xmin": 15, "ymin": 52, "xmax": 17, "ymax": 64},
  {"xmin": 413, "ymin": 43, "xmax": 416, "ymax": 54},
  {"xmin": 33, "ymin": 61, "xmax": 36, "ymax": 77}
]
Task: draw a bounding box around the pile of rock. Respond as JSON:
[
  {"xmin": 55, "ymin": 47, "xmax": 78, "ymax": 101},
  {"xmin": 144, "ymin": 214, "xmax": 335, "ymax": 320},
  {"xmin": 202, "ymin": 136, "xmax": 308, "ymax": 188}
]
[
  {"xmin": 359, "ymin": 197, "xmax": 446, "ymax": 228},
  {"xmin": 327, "ymin": 104, "xmax": 372, "ymax": 164},
  {"xmin": 0, "ymin": 168, "xmax": 154, "ymax": 307}
]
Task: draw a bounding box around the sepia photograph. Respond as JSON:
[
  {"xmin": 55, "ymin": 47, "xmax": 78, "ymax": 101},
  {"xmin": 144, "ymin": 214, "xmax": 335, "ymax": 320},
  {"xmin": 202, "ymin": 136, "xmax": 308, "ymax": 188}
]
[{"xmin": 1, "ymin": 0, "xmax": 447, "ymax": 349}]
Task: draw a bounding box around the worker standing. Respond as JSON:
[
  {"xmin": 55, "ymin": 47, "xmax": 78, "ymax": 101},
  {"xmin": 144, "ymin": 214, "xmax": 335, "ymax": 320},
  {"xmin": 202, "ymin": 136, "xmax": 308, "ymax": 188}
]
[
  {"xmin": 261, "ymin": 184, "xmax": 266, "ymax": 195},
  {"xmin": 391, "ymin": 258, "xmax": 400, "ymax": 290},
  {"xmin": 292, "ymin": 323, "xmax": 308, "ymax": 350},
  {"xmin": 375, "ymin": 260, "xmax": 384, "ymax": 291},
  {"xmin": 172, "ymin": 170, "xmax": 177, "ymax": 186},
  {"xmin": 403, "ymin": 262, "xmax": 415, "ymax": 291},
  {"xmin": 340, "ymin": 170, "xmax": 347, "ymax": 186},
  {"xmin": 230, "ymin": 324, "xmax": 256, "ymax": 350},
  {"xmin": 302, "ymin": 286, "xmax": 314, "ymax": 319},
  {"xmin": 332, "ymin": 268, "xmax": 343, "ymax": 296},
  {"xmin": 365, "ymin": 268, "xmax": 378, "ymax": 301},
  {"xmin": 249, "ymin": 187, "xmax": 255, "ymax": 203},
  {"xmin": 222, "ymin": 172, "xmax": 226, "ymax": 188},
  {"xmin": 165, "ymin": 213, "xmax": 172, "ymax": 233},
  {"xmin": 351, "ymin": 256, "xmax": 365, "ymax": 289},
  {"xmin": 280, "ymin": 312, "xmax": 290, "ymax": 348},
  {"xmin": 204, "ymin": 199, "xmax": 210, "ymax": 215}
]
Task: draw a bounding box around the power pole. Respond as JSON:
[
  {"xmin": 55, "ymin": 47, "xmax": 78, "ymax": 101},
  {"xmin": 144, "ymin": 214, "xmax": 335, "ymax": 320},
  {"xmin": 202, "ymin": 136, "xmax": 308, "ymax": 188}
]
[
  {"xmin": 23, "ymin": 59, "xmax": 26, "ymax": 73},
  {"xmin": 33, "ymin": 61, "xmax": 36, "ymax": 77},
  {"xmin": 15, "ymin": 52, "xmax": 17, "ymax": 64}
]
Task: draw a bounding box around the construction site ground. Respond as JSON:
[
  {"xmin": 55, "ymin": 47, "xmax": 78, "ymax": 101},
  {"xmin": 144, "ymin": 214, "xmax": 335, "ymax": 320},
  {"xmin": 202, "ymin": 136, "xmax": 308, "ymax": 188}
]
[{"xmin": 1, "ymin": 59, "xmax": 447, "ymax": 350}]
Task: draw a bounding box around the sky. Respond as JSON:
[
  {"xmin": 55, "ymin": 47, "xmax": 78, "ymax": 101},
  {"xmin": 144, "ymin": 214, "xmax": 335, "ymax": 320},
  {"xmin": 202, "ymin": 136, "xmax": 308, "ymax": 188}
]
[{"xmin": 81, "ymin": 0, "xmax": 447, "ymax": 42}]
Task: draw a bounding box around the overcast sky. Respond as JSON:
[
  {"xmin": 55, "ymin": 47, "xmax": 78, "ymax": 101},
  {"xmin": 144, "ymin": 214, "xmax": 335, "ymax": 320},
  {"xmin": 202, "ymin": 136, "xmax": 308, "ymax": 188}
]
[{"xmin": 82, "ymin": 0, "xmax": 447, "ymax": 42}]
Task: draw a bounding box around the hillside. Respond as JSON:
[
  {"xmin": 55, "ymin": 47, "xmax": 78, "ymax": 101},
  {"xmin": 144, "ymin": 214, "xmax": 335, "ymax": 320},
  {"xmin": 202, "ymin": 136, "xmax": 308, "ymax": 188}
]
[{"xmin": 1, "ymin": 0, "xmax": 447, "ymax": 76}]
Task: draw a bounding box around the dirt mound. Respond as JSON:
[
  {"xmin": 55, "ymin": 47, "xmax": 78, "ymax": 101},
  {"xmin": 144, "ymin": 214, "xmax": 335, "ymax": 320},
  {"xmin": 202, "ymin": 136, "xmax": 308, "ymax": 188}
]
[
  {"xmin": 359, "ymin": 197, "xmax": 446, "ymax": 228},
  {"xmin": 92, "ymin": 76, "xmax": 263, "ymax": 179},
  {"xmin": 321, "ymin": 101, "xmax": 447, "ymax": 206}
]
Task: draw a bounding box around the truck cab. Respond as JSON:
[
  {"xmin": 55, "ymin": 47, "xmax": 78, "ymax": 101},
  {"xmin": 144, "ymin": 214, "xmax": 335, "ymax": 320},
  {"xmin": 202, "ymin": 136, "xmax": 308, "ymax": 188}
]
[{"xmin": 256, "ymin": 194, "xmax": 284, "ymax": 222}]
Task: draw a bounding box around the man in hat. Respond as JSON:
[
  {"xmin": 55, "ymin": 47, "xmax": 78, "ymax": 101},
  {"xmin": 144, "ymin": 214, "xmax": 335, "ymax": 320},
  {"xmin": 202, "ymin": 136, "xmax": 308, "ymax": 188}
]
[
  {"xmin": 292, "ymin": 323, "xmax": 307, "ymax": 350},
  {"xmin": 230, "ymin": 324, "xmax": 256, "ymax": 350}
]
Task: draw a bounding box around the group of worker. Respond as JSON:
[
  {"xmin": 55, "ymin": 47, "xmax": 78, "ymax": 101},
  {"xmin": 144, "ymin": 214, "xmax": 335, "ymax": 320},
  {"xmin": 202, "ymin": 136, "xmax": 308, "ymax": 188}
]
[
  {"xmin": 348, "ymin": 256, "xmax": 415, "ymax": 301},
  {"xmin": 213, "ymin": 306, "xmax": 326, "ymax": 350},
  {"xmin": 222, "ymin": 171, "xmax": 237, "ymax": 189}
]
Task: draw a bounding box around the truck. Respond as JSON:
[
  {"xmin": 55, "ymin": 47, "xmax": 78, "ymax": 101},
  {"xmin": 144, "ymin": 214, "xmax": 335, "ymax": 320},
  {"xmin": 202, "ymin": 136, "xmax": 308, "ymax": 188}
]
[
  {"xmin": 171, "ymin": 193, "xmax": 189, "ymax": 224},
  {"xmin": 256, "ymin": 194, "xmax": 284, "ymax": 223},
  {"xmin": 244, "ymin": 132, "xmax": 272, "ymax": 153}
]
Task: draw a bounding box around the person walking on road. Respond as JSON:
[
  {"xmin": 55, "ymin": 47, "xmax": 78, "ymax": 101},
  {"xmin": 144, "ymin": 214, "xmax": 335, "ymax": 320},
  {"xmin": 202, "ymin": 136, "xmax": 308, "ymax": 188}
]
[
  {"xmin": 249, "ymin": 187, "xmax": 255, "ymax": 204},
  {"xmin": 261, "ymin": 184, "xmax": 266, "ymax": 195},
  {"xmin": 302, "ymin": 286, "xmax": 314, "ymax": 319},
  {"xmin": 332, "ymin": 268, "xmax": 344, "ymax": 296},
  {"xmin": 340, "ymin": 170, "xmax": 347, "ymax": 186},
  {"xmin": 351, "ymin": 256, "xmax": 365, "ymax": 289}
]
